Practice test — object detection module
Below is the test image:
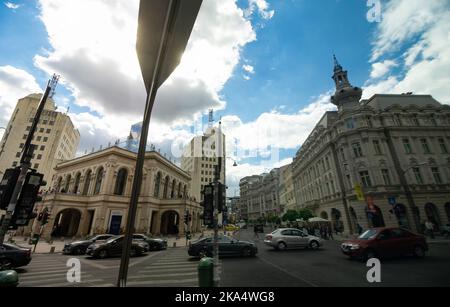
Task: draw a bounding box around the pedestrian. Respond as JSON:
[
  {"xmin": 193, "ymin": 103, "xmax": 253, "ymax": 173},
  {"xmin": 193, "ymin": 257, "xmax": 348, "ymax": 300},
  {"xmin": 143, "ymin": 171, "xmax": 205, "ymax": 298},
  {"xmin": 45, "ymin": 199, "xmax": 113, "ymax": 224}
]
[
  {"xmin": 253, "ymin": 225, "xmax": 260, "ymax": 240},
  {"xmin": 425, "ymin": 220, "xmax": 435, "ymax": 239},
  {"xmin": 328, "ymin": 226, "xmax": 334, "ymax": 240}
]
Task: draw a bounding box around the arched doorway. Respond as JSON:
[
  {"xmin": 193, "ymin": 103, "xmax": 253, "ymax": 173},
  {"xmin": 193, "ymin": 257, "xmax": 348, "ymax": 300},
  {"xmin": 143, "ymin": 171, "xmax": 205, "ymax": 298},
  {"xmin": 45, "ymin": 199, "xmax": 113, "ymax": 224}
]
[
  {"xmin": 51, "ymin": 209, "xmax": 82, "ymax": 237},
  {"xmin": 366, "ymin": 204, "xmax": 385, "ymax": 228},
  {"xmin": 160, "ymin": 211, "xmax": 180, "ymax": 235},
  {"xmin": 331, "ymin": 208, "xmax": 344, "ymax": 232},
  {"xmin": 320, "ymin": 211, "xmax": 329, "ymax": 220},
  {"xmin": 425, "ymin": 203, "xmax": 441, "ymax": 230},
  {"xmin": 394, "ymin": 203, "xmax": 410, "ymax": 229},
  {"xmin": 445, "ymin": 203, "xmax": 450, "ymax": 222},
  {"xmin": 349, "ymin": 207, "xmax": 358, "ymax": 233}
]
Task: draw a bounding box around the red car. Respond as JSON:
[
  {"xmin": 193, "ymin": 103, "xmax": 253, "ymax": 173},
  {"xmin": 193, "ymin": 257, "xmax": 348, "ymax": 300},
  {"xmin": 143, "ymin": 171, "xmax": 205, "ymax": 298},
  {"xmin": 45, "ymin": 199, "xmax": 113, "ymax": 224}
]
[{"xmin": 341, "ymin": 227, "xmax": 428, "ymax": 261}]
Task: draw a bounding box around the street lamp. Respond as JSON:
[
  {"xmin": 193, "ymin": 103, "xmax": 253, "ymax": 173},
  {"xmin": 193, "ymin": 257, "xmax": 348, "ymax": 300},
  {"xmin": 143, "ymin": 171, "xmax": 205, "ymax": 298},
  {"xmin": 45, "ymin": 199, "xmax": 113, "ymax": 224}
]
[{"xmin": 117, "ymin": 0, "xmax": 203, "ymax": 288}]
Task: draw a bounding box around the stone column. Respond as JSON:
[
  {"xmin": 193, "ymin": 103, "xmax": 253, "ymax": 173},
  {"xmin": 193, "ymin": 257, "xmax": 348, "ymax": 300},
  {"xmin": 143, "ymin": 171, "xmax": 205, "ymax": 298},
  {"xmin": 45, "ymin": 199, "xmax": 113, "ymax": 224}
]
[{"xmin": 101, "ymin": 162, "xmax": 116, "ymax": 195}]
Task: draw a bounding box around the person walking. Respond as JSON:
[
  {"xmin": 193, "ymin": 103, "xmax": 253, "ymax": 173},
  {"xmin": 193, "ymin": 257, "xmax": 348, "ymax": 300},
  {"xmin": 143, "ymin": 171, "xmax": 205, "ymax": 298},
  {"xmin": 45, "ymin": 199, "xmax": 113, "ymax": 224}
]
[
  {"xmin": 425, "ymin": 220, "xmax": 435, "ymax": 239},
  {"xmin": 253, "ymin": 225, "xmax": 260, "ymax": 240},
  {"xmin": 327, "ymin": 226, "xmax": 334, "ymax": 240}
]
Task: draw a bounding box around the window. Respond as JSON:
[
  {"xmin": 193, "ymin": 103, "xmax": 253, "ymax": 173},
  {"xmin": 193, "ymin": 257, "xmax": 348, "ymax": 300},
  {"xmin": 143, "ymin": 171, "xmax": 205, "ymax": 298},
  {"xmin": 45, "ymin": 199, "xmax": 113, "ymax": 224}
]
[
  {"xmin": 34, "ymin": 164, "xmax": 39, "ymax": 169},
  {"xmin": 352, "ymin": 142, "xmax": 363, "ymax": 158},
  {"xmin": 373, "ymin": 140, "xmax": 382, "ymax": 155},
  {"xmin": 403, "ymin": 139, "xmax": 412, "ymax": 154},
  {"xmin": 43, "ymin": 137, "xmax": 48, "ymax": 142},
  {"xmin": 37, "ymin": 136, "xmax": 42, "ymax": 142},
  {"xmin": 430, "ymin": 115, "xmax": 437, "ymax": 126},
  {"xmin": 49, "ymin": 121, "xmax": 55, "ymax": 126},
  {"xmin": 413, "ymin": 168, "xmax": 423, "ymax": 185},
  {"xmin": 23, "ymin": 134, "xmax": 27, "ymax": 140},
  {"xmin": 381, "ymin": 169, "xmax": 391, "ymax": 185},
  {"xmin": 420, "ymin": 138, "xmax": 431, "ymax": 154},
  {"xmin": 359, "ymin": 171, "xmax": 372, "ymax": 187},
  {"xmin": 46, "ymin": 129, "xmax": 51, "ymax": 133},
  {"xmin": 366, "ymin": 116, "xmax": 373, "ymax": 128},
  {"xmin": 40, "ymin": 145, "xmax": 45, "ymax": 151},
  {"xmin": 43, "ymin": 120, "xmax": 48, "ymax": 125},
  {"xmin": 37, "ymin": 154, "xmax": 42, "ymax": 160},
  {"xmin": 114, "ymin": 169, "xmax": 128, "ymax": 195},
  {"xmin": 412, "ymin": 115, "xmax": 420, "ymax": 126},
  {"xmin": 346, "ymin": 118, "xmax": 355, "ymax": 129},
  {"xmin": 39, "ymin": 128, "xmax": 44, "ymax": 133},
  {"xmin": 431, "ymin": 167, "xmax": 442, "ymax": 184},
  {"xmin": 12, "ymin": 161, "xmax": 18, "ymax": 167},
  {"xmin": 26, "ymin": 126, "xmax": 31, "ymax": 131},
  {"xmin": 438, "ymin": 138, "xmax": 448, "ymax": 154},
  {"xmin": 16, "ymin": 152, "xmax": 21, "ymax": 158},
  {"xmin": 393, "ymin": 114, "xmax": 402, "ymax": 126},
  {"xmin": 19, "ymin": 143, "xmax": 24, "ymax": 149}
]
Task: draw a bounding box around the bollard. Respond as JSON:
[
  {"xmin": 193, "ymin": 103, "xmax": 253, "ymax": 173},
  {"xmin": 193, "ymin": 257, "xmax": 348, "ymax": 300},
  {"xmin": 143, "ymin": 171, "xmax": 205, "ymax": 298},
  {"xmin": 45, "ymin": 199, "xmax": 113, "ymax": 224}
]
[
  {"xmin": 198, "ymin": 257, "xmax": 214, "ymax": 287},
  {"xmin": 173, "ymin": 242, "xmax": 177, "ymax": 248},
  {"xmin": 50, "ymin": 246, "xmax": 56, "ymax": 254},
  {"xmin": 0, "ymin": 270, "xmax": 19, "ymax": 288}
]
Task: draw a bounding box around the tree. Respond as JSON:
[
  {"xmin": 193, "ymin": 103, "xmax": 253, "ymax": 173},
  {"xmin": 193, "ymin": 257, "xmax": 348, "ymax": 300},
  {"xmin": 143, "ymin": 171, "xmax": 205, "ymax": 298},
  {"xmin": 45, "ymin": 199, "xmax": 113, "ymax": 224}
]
[
  {"xmin": 282, "ymin": 210, "xmax": 299, "ymax": 222},
  {"xmin": 298, "ymin": 209, "xmax": 314, "ymax": 221}
]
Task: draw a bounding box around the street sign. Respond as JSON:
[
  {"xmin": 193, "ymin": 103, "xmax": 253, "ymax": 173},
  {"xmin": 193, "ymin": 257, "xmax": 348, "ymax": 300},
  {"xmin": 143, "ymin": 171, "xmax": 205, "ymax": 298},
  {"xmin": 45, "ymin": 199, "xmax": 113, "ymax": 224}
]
[
  {"xmin": 354, "ymin": 183, "xmax": 365, "ymax": 201},
  {"xmin": 136, "ymin": 0, "xmax": 203, "ymax": 92},
  {"xmin": 388, "ymin": 197, "xmax": 396, "ymax": 206}
]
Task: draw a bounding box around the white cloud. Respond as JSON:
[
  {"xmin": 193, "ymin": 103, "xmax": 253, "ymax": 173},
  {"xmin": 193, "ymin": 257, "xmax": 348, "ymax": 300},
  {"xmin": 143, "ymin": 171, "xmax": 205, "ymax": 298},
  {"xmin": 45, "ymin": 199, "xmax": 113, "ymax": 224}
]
[
  {"xmin": 370, "ymin": 60, "xmax": 398, "ymax": 79},
  {"xmin": 0, "ymin": 66, "xmax": 42, "ymax": 129},
  {"xmin": 34, "ymin": 0, "xmax": 256, "ymax": 126},
  {"xmin": 4, "ymin": 2, "xmax": 20, "ymax": 10},
  {"xmin": 243, "ymin": 75, "xmax": 251, "ymax": 81},
  {"xmin": 245, "ymin": 0, "xmax": 275, "ymax": 20},
  {"xmin": 243, "ymin": 64, "xmax": 255, "ymax": 74},
  {"xmin": 365, "ymin": 0, "xmax": 450, "ymax": 104}
]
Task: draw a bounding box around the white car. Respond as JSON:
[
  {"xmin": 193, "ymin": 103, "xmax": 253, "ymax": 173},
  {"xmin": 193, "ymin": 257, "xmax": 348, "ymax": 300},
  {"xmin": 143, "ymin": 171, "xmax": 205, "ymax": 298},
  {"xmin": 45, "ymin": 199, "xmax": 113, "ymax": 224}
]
[{"xmin": 264, "ymin": 228, "xmax": 323, "ymax": 251}]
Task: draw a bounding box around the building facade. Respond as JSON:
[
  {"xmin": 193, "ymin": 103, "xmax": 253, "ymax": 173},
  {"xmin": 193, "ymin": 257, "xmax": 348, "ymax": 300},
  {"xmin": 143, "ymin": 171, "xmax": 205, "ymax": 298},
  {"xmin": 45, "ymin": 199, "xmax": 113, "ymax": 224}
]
[
  {"xmin": 0, "ymin": 94, "xmax": 80, "ymax": 187},
  {"xmin": 25, "ymin": 146, "xmax": 202, "ymax": 239},
  {"xmin": 279, "ymin": 163, "xmax": 297, "ymax": 213},
  {"xmin": 181, "ymin": 126, "xmax": 226, "ymax": 202},
  {"xmin": 239, "ymin": 169, "xmax": 282, "ymax": 222},
  {"xmin": 292, "ymin": 57, "xmax": 450, "ymax": 234}
]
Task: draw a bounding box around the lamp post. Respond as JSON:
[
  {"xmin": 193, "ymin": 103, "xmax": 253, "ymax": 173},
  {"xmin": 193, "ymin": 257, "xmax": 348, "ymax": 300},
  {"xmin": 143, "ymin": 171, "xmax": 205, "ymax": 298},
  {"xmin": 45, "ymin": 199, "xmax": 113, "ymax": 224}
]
[{"xmin": 117, "ymin": 0, "xmax": 202, "ymax": 288}]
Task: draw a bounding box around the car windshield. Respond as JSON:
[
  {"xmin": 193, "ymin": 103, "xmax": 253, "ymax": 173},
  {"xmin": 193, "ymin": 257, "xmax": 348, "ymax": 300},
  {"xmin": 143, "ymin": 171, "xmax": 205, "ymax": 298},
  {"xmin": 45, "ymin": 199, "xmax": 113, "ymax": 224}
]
[{"xmin": 358, "ymin": 229, "xmax": 379, "ymax": 240}]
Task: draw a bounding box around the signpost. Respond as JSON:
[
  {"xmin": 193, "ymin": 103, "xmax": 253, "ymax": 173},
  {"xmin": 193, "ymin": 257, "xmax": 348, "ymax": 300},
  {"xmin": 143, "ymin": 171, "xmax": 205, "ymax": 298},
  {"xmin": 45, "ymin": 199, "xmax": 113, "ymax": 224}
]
[{"xmin": 117, "ymin": 0, "xmax": 203, "ymax": 287}]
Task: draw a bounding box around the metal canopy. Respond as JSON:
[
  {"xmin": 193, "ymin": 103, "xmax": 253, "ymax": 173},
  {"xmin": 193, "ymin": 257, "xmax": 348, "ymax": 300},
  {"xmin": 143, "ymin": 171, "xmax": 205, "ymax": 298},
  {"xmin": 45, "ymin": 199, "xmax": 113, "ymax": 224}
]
[{"xmin": 136, "ymin": 0, "xmax": 203, "ymax": 92}]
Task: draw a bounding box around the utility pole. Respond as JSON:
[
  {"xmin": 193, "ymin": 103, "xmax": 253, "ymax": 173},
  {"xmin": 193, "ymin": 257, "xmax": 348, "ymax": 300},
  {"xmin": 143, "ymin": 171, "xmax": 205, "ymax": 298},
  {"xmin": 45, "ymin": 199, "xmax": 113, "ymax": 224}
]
[{"xmin": 0, "ymin": 74, "xmax": 59, "ymax": 246}]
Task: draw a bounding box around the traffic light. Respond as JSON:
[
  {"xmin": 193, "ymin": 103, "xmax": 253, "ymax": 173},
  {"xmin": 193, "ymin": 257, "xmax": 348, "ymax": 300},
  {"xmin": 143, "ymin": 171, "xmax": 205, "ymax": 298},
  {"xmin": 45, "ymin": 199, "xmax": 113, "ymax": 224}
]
[
  {"xmin": 10, "ymin": 171, "xmax": 45, "ymax": 228},
  {"xmin": 41, "ymin": 208, "xmax": 50, "ymax": 225},
  {"xmin": 202, "ymin": 184, "xmax": 214, "ymax": 227},
  {"xmin": 0, "ymin": 168, "xmax": 21, "ymax": 210}
]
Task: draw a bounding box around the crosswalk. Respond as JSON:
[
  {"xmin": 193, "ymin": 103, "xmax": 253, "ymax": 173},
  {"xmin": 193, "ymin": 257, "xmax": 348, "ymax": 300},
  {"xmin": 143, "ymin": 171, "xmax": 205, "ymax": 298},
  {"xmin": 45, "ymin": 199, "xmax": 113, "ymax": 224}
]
[
  {"xmin": 126, "ymin": 248, "xmax": 201, "ymax": 287},
  {"xmin": 17, "ymin": 255, "xmax": 115, "ymax": 287}
]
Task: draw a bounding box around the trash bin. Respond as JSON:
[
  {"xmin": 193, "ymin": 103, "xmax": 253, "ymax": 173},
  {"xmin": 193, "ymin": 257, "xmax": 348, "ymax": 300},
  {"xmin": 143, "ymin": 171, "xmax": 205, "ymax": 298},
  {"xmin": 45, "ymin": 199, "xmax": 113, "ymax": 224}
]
[
  {"xmin": 198, "ymin": 257, "xmax": 214, "ymax": 287},
  {"xmin": 0, "ymin": 270, "xmax": 19, "ymax": 288}
]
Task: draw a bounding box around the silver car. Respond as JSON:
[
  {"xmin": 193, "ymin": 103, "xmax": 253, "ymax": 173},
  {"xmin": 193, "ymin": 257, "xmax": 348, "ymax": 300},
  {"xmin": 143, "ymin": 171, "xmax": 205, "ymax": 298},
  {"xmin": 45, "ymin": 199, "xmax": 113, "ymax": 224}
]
[{"xmin": 264, "ymin": 228, "xmax": 323, "ymax": 250}]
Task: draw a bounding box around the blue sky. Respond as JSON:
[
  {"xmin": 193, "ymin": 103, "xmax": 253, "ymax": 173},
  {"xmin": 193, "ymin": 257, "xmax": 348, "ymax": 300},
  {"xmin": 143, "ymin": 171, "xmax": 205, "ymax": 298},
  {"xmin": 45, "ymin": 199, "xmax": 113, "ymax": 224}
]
[{"xmin": 0, "ymin": 0, "xmax": 449, "ymax": 190}]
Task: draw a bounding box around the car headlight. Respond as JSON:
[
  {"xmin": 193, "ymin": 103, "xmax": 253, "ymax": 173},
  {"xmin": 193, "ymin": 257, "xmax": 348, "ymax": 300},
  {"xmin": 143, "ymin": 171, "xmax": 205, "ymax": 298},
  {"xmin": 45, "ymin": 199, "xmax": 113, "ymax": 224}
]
[{"xmin": 350, "ymin": 244, "xmax": 360, "ymax": 250}]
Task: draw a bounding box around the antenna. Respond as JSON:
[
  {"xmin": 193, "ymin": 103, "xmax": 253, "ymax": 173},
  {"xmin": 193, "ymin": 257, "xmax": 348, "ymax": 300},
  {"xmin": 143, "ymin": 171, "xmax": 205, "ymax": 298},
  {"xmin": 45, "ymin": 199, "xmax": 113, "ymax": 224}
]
[{"xmin": 49, "ymin": 74, "xmax": 60, "ymax": 99}]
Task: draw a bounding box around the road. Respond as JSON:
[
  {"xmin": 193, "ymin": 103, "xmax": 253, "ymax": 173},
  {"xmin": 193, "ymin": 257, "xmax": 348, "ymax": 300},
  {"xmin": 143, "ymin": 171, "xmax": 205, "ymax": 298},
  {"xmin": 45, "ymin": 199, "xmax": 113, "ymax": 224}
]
[{"xmin": 14, "ymin": 228, "xmax": 450, "ymax": 287}]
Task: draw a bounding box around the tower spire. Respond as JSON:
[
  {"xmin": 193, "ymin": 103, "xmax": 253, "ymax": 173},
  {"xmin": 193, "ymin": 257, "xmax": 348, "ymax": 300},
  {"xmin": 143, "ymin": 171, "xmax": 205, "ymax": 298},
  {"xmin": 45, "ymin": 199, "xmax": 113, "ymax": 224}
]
[
  {"xmin": 330, "ymin": 55, "xmax": 362, "ymax": 110},
  {"xmin": 333, "ymin": 54, "xmax": 342, "ymax": 72}
]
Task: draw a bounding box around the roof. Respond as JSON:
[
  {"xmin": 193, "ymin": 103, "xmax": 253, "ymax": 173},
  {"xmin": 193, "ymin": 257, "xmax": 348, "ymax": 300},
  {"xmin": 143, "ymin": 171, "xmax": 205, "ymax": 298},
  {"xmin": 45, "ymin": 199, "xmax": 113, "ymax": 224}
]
[{"xmin": 364, "ymin": 94, "xmax": 442, "ymax": 110}]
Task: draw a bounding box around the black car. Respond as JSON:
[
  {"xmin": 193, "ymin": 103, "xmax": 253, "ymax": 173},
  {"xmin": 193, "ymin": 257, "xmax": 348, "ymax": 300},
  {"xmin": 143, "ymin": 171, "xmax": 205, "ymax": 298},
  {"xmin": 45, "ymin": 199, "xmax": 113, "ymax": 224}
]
[
  {"xmin": 86, "ymin": 236, "xmax": 148, "ymax": 259},
  {"xmin": 63, "ymin": 234, "xmax": 115, "ymax": 255},
  {"xmin": 0, "ymin": 243, "xmax": 32, "ymax": 269},
  {"xmin": 188, "ymin": 236, "xmax": 257, "ymax": 258},
  {"xmin": 132, "ymin": 234, "xmax": 168, "ymax": 251}
]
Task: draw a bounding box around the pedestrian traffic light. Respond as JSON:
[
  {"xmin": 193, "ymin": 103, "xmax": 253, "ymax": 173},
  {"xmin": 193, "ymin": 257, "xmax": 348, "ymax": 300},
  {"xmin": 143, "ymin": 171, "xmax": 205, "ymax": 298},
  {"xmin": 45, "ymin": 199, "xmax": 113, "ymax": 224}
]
[
  {"xmin": 202, "ymin": 184, "xmax": 214, "ymax": 227},
  {"xmin": 0, "ymin": 168, "xmax": 21, "ymax": 210},
  {"xmin": 10, "ymin": 171, "xmax": 45, "ymax": 228}
]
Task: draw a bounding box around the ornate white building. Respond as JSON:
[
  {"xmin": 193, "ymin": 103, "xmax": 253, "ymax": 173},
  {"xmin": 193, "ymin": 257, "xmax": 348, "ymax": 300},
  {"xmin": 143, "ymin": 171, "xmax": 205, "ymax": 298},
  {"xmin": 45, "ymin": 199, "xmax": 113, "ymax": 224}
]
[{"xmin": 292, "ymin": 56, "xmax": 450, "ymax": 234}]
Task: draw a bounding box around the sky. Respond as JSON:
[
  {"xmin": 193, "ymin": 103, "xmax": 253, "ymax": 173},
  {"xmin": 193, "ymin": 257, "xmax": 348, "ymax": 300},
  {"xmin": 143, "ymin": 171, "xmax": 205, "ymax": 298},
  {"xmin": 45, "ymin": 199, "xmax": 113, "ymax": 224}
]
[{"xmin": 0, "ymin": 0, "xmax": 449, "ymax": 194}]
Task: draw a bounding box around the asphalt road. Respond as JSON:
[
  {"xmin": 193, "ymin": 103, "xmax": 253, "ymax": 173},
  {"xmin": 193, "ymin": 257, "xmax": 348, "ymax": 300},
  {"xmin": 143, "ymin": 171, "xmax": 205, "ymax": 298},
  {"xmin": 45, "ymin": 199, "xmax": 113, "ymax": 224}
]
[
  {"xmin": 220, "ymin": 228, "xmax": 450, "ymax": 287},
  {"xmin": 13, "ymin": 229, "xmax": 450, "ymax": 287}
]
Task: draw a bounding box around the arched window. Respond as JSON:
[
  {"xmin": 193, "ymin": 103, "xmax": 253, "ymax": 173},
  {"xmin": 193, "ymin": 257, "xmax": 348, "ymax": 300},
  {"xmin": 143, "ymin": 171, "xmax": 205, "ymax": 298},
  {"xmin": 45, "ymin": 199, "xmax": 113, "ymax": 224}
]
[
  {"xmin": 73, "ymin": 173, "xmax": 81, "ymax": 194},
  {"xmin": 114, "ymin": 168, "xmax": 128, "ymax": 196},
  {"xmin": 154, "ymin": 172, "xmax": 162, "ymax": 198},
  {"xmin": 94, "ymin": 167, "xmax": 104, "ymax": 195},
  {"xmin": 178, "ymin": 182, "xmax": 182, "ymax": 198},
  {"xmin": 63, "ymin": 174, "xmax": 71, "ymax": 193},
  {"xmin": 183, "ymin": 185, "xmax": 187, "ymax": 199},
  {"xmin": 163, "ymin": 176, "xmax": 170, "ymax": 199},
  {"xmin": 56, "ymin": 177, "xmax": 63, "ymax": 192},
  {"xmin": 171, "ymin": 179, "xmax": 176, "ymax": 198},
  {"xmin": 82, "ymin": 170, "xmax": 92, "ymax": 195}
]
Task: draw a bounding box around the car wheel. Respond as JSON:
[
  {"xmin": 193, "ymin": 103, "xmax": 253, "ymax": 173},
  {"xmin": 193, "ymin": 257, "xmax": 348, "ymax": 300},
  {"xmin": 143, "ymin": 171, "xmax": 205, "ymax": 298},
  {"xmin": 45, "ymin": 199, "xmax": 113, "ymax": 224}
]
[
  {"xmin": 97, "ymin": 250, "xmax": 108, "ymax": 259},
  {"xmin": 309, "ymin": 241, "xmax": 320, "ymax": 250},
  {"xmin": 277, "ymin": 242, "xmax": 287, "ymax": 251},
  {"xmin": 241, "ymin": 247, "xmax": 252, "ymax": 257},
  {"xmin": 413, "ymin": 245, "xmax": 425, "ymax": 258},
  {"xmin": 0, "ymin": 258, "xmax": 13, "ymax": 270}
]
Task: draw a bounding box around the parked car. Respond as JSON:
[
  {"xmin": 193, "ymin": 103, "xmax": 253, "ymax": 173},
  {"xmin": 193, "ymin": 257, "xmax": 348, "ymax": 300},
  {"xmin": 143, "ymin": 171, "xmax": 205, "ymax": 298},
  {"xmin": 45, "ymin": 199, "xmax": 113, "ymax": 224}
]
[
  {"xmin": 132, "ymin": 234, "xmax": 168, "ymax": 251},
  {"xmin": 188, "ymin": 235, "xmax": 257, "ymax": 257},
  {"xmin": 0, "ymin": 243, "xmax": 32, "ymax": 269},
  {"xmin": 86, "ymin": 235, "xmax": 148, "ymax": 259},
  {"xmin": 264, "ymin": 228, "xmax": 323, "ymax": 250},
  {"xmin": 341, "ymin": 227, "xmax": 428, "ymax": 261},
  {"xmin": 63, "ymin": 234, "xmax": 115, "ymax": 255}
]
